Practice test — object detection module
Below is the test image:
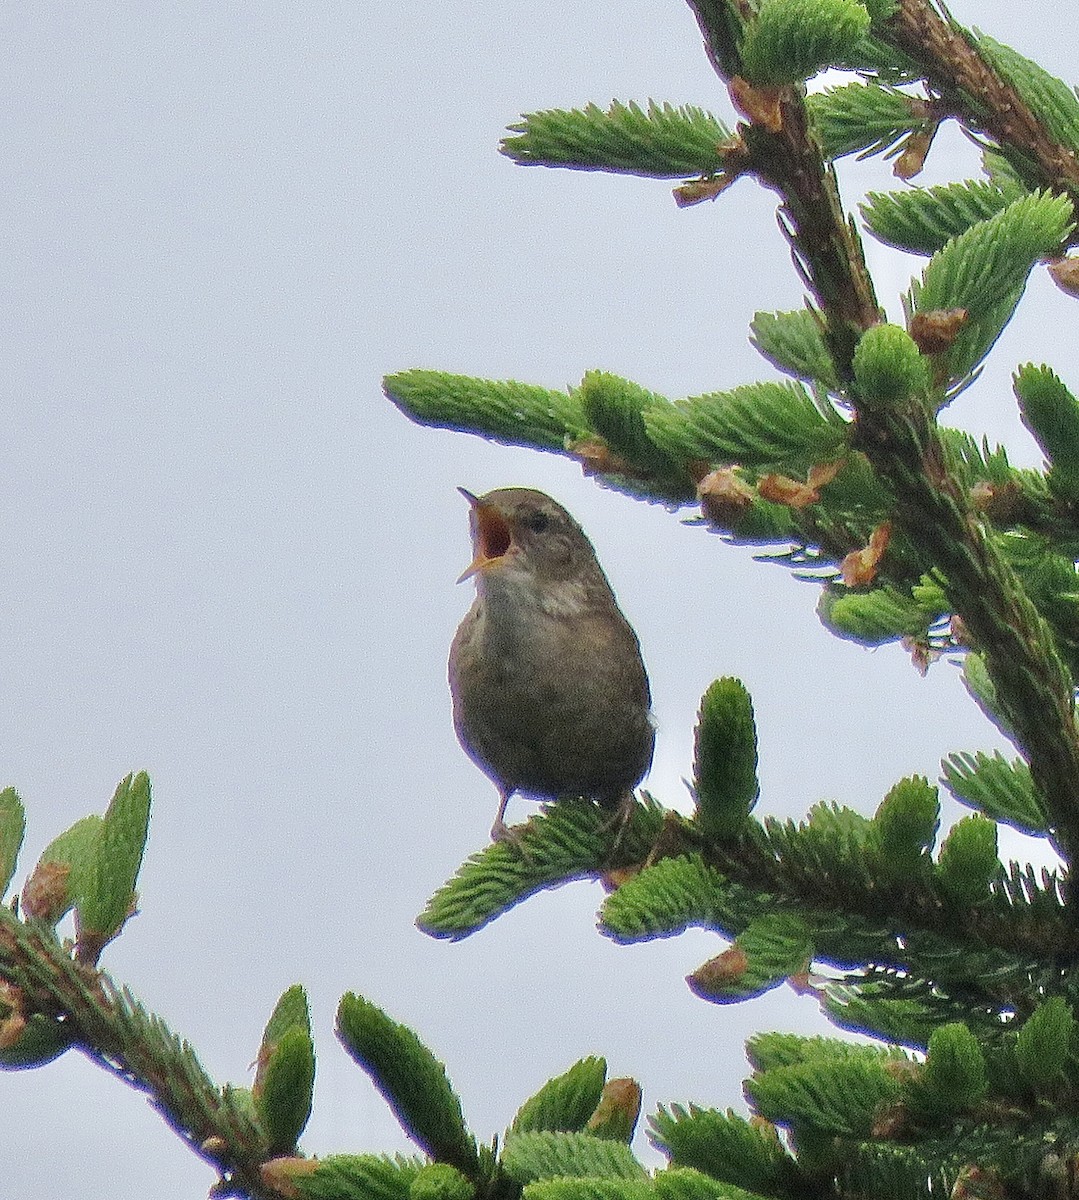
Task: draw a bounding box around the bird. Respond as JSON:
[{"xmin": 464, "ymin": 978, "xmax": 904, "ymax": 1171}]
[{"xmin": 448, "ymin": 486, "xmax": 654, "ymax": 844}]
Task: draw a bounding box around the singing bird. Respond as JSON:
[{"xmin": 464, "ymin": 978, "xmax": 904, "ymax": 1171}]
[{"xmin": 448, "ymin": 487, "xmax": 654, "ymax": 842}]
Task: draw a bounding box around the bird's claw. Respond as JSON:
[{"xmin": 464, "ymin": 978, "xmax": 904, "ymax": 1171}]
[
  {"xmin": 490, "ymin": 818, "xmax": 533, "ymax": 861},
  {"xmin": 598, "ymin": 791, "xmax": 637, "ymax": 854}
]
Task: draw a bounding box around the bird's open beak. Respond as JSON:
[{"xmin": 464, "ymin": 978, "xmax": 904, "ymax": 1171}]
[{"xmin": 456, "ymin": 488, "xmax": 512, "ymax": 582}]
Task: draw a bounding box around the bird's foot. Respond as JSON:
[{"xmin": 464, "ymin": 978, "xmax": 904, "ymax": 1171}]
[
  {"xmin": 598, "ymin": 791, "xmax": 637, "ymax": 853},
  {"xmin": 490, "ymin": 818, "xmax": 532, "ymax": 859}
]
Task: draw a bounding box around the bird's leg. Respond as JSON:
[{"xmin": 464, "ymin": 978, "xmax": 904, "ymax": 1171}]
[
  {"xmin": 490, "ymin": 789, "xmax": 535, "ymax": 860},
  {"xmin": 490, "ymin": 786, "xmax": 518, "ymax": 845}
]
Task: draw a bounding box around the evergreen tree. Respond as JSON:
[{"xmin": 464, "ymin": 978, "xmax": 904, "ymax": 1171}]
[{"xmin": 6, "ymin": 1, "xmax": 1079, "ymax": 1197}]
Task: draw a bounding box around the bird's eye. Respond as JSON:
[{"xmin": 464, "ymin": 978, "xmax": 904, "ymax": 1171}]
[{"xmin": 523, "ymin": 510, "xmax": 550, "ymax": 534}]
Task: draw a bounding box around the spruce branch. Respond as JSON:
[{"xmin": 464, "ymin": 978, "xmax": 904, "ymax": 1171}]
[
  {"xmin": 738, "ymin": 93, "xmax": 878, "ymax": 366},
  {"xmin": 0, "ymin": 906, "xmax": 277, "ymax": 1199},
  {"xmin": 680, "ymin": 0, "xmax": 1079, "ymax": 878},
  {"xmin": 851, "ymin": 394, "xmax": 1079, "ymax": 871},
  {"xmin": 500, "ymin": 102, "xmax": 734, "ymax": 178},
  {"xmin": 418, "ymin": 799, "xmax": 668, "ymax": 940},
  {"xmin": 706, "ymin": 820, "xmax": 1072, "ymax": 974},
  {"xmin": 880, "ymin": 0, "xmax": 1079, "ymax": 209}
]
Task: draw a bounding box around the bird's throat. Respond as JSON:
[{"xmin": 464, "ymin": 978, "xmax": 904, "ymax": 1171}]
[{"xmin": 477, "ymin": 566, "xmax": 594, "ymax": 624}]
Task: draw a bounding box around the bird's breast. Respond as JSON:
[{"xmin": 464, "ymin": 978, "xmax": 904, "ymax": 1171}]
[{"xmin": 449, "ymin": 591, "xmax": 654, "ymax": 802}]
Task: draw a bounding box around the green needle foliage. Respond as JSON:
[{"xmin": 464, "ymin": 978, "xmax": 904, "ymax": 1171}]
[
  {"xmin": 511, "ymin": 1058, "xmax": 609, "ymax": 1134},
  {"xmin": 386, "ymin": 0, "xmax": 1079, "ymax": 1195},
  {"xmin": 861, "ymin": 176, "xmax": 1024, "ymax": 254},
  {"xmin": 256, "ymin": 1024, "xmax": 316, "ymax": 1156},
  {"xmin": 75, "ymin": 772, "xmax": 151, "ymax": 960},
  {"xmin": 806, "ymin": 81, "xmax": 927, "ymax": 160},
  {"xmin": 940, "ymin": 750, "xmax": 1047, "ymax": 835},
  {"xmin": 336, "ymin": 993, "xmax": 480, "ymax": 1174},
  {"xmin": 649, "ymin": 1105, "xmax": 798, "ymax": 1195},
  {"xmin": 12, "ymin": 1, "xmax": 1079, "ymax": 1199},
  {"xmin": 693, "ymin": 678, "xmax": 759, "ymax": 838},
  {"xmin": 501, "ymin": 101, "xmax": 733, "ymax": 178},
  {"xmin": 254, "ymin": 986, "xmax": 316, "ymax": 1155},
  {"xmin": 501, "ymin": 1131, "xmax": 647, "ymax": 1183},
  {"xmin": 739, "ymin": 0, "xmax": 871, "ymax": 87},
  {"xmin": 293, "ymin": 1155, "xmax": 425, "ymax": 1200},
  {"xmin": 1015, "ymin": 363, "xmax": 1079, "ymax": 501},
  {"xmin": 0, "ymin": 789, "xmax": 24, "ymax": 896}
]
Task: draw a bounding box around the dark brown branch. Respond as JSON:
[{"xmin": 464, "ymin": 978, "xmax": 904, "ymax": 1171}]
[{"xmin": 741, "ymin": 88, "xmax": 882, "ymax": 377}]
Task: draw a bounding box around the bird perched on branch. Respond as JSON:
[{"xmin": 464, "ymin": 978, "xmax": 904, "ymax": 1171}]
[{"xmin": 448, "ymin": 487, "xmax": 654, "ymax": 843}]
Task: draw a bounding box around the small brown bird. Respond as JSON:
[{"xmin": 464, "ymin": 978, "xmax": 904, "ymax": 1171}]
[{"xmin": 448, "ymin": 487, "xmax": 654, "ymax": 843}]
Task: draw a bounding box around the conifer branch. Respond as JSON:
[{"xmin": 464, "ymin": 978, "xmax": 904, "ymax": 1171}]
[
  {"xmin": 682, "ymin": 0, "xmax": 1079, "ymax": 879},
  {"xmin": 687, "ymin": 1, "xmax": 882, "ymax": 376},
  {"xmin": 750, "ymin": 102, "xmax": 883, "ymax": 376},
  {"xmin": 0, "ymin": 907, "xmax": 277, "ymax": 1200},
  {"xmin": 14, "ymin": 1, "xmax": 1079, "ymax": 1193},
  {"xmin": 703, "ymin": 824, "xmax": 1070, "ymax": 979},
  {"xmin": 852, "ymin": 397, "xmax": 1079, "ymax": 873},
  {"xmin": 882, "ymin": 0, "xmax": 1079, "ymax": 209}
]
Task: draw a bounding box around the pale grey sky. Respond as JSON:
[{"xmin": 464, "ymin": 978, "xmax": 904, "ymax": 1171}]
[{"xmin": 2, "ymin": 3, "xmax": 1077, "ymax": 1196}]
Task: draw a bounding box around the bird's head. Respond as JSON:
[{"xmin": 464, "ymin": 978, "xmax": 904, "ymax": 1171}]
[{"xmin": 456, "ymin": 487, "xmax": 605, "ymax": 596}]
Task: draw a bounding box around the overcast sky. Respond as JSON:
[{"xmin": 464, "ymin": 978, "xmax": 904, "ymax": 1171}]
[{"xmin": 3, "ymin": 3, "xmax": 1078, "ymax": 1196}]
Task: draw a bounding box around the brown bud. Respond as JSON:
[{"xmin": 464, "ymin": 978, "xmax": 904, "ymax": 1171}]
[
  {"xmin": 757, "ymin": 473, "xmax": 812, "ymax": 507},
  {"xmin": 759, "ymin": 460, "xmax": 842, "ymax": 510},
  {"xmin": 909, "ymin": 308, "xmax": 968, "ymax": 355},
  {"xmin": 21, "ymin": 860, "xmax": 72, "ymax": 923},
  {"xmin": 729, "ymin": 77, "xmax": 784, "ymax": 132},
  {"xmin": 674, "ymin": 174, "xmax": 737, "ymax": 207},
  {"xmin": 892, "ymin": 129, "xmax": 934, "ymax": 180},
  {"xmin": 840, "ymin": 521, "xmax": 891, "ymax": 587},
  {"xmin": 902, "ymin": 635, "xmax": 940, "ymax": 677},
  {"xmin": 674, "ymin": 134, "xmax": 749, "ymax": 206},
  {"xmin": 1048, "ymin": 257, "xmax": 1079, "ymax": 299},
  {"xmin": 788, "ymin": 969, "xmax": 821, "ymax": 997},
  {"xmin": 260, "ymin": 1156, "xmax": 319, "ymax": 1199},
  {"xmin": 698, "ymin": 467, "xmax": 755, "ymax": 528},
  {"xmin": 586, "ymin": 1077, "xmax": 642, "ymax": 1140},
  {"xmin": 686, "ymin": 945, "xmax": 749, "ymax": 1002},
  {"xmin": 0, "ymin": 980, "xmax": 27, "ymax": 1050},
  {"xmin": 568, "ymin": 438, "xmax": 640, "ymax": 480},
  {"xmin": 601, "ymin": 865, "xmax": 641, "ymax": 891},
  {"xmin": 0, "ymin": 1009, "xmax": 27, "ymax": 1051}
]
